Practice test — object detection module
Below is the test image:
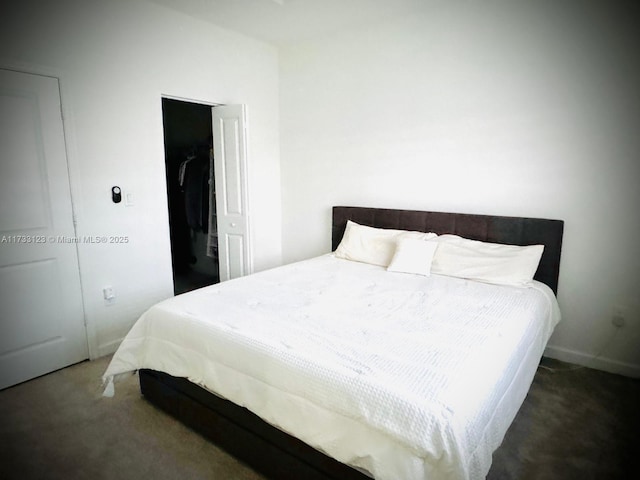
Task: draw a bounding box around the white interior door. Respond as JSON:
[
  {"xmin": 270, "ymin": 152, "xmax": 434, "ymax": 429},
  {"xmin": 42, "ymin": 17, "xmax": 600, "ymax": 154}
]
[
  {"xmin": 0, "ymin": 69, "xmax": 88, "ymax": 390},
  {"xmin": 212, "ymin": 104, "xmax": 252, "ymax": 281}
]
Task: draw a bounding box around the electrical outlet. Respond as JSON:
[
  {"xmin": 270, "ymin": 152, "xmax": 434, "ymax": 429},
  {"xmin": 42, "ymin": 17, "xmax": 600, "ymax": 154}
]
[{"xmin": 103, "ymin": 286, "xmax": 116, "ymax": 305}]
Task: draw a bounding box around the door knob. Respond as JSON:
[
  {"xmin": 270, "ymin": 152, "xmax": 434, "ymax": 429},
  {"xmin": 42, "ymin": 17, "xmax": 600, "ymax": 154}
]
[{"xmin": 230, "ymin": 223, "xmax": 237, "ymax": 227}]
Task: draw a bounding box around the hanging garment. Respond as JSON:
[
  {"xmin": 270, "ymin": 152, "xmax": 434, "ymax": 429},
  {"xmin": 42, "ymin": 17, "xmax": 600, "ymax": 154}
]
[{"xmin": 183, "ymin": 154, "xmax": 209, "ymax": 233}]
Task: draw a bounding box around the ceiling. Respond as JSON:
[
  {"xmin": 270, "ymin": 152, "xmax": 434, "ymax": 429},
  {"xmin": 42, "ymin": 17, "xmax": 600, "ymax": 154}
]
[{"xmin": 148, "ymin": 0, "xmax": 429, "ymax": 47}]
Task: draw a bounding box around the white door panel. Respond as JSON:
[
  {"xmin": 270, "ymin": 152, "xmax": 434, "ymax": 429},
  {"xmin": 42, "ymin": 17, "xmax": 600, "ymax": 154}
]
[
  {"xmin": 0, "ymin": 93, "xmax": 51, "ymax": 231},
  {"xmin": 212, "ymin": 104, "xmax": 251, "ymax": 281},
  {"xmin": 223, "ymin": 234, "xmax": 246, "ymax": 280},
  {"xmin": 0, "ymin": 69, "xmax": 87, "ymax": 390}
]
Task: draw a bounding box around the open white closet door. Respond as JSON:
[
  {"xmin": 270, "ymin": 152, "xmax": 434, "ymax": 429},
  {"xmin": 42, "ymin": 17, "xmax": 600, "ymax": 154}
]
[{"xmin": 211, "ymin": 104, "xmax": 252, "ymax": 281}]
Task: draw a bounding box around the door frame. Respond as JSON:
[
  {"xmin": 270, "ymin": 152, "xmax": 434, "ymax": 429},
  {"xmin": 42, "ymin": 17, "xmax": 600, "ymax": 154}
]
[{"xmin": 159, "ymin": 94, "xmax": 253, "ymax": 289}]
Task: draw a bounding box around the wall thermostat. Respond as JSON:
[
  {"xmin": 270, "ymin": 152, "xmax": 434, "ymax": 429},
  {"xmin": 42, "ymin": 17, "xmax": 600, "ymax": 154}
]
[{"xmin": 112, "ymin": 186, "xmax": 122, "ymax": 203}]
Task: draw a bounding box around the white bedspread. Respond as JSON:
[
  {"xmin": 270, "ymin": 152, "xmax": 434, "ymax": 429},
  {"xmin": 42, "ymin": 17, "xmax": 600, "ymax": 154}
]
[{"xmin": 103, "ymin": 254, "xmax": 560, "ymax": 480}]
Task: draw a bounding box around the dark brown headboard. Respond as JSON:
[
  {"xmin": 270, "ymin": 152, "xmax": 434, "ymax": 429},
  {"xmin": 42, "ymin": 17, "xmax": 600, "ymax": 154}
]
[{"xmin": 332, "ymin": 206, "xmax": 564, "ymax": 294}]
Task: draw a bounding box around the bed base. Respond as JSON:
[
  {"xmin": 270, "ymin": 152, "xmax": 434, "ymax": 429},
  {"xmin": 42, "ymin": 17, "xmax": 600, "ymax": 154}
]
[
  {"xmin": 139, "ymin": 369, "xmax": 369, "ymax": 480},
  {"xmin": 141, "ymin": 206, "xmax": 564, "ymax": 479}
]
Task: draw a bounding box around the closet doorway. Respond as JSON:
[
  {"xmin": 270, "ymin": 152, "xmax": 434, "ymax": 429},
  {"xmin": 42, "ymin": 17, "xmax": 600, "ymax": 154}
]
[
  {"xmin": 163, "ymin": 97, "xmax": 252, "ymax": 294},
  {"xmin": 162, "ymin": 98, "xmax": 219, "ymax": 294}
]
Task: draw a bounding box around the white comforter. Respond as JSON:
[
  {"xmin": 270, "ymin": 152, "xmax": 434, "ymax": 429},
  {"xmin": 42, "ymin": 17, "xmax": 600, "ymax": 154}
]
[{"xmin": 103, "ymin": 254, "xmax": 560, "ymax": 480}]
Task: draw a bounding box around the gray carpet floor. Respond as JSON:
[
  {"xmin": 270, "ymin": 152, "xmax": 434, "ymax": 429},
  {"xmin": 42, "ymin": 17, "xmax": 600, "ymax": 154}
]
[{"xmin": 0, "ymin": 355, "xmax": 638, "ymax": 479}]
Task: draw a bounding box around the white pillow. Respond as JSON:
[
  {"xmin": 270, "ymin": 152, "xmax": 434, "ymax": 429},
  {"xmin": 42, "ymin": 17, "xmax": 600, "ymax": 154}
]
[
  {"xmin": 387, "ymin": 237, "xmax": 439, "ymax": 276},
  {"xmin": 335, "ymin": 221, "xmax": 437, "ymax": 267},
  {"xmin": 430, "ymin": 235, "xmax": 544, "ymax": 287}
]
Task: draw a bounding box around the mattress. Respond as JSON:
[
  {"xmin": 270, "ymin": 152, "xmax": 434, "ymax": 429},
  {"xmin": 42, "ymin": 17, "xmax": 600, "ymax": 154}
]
[{"xmin": 103, "ymin": 254, "xmax": 561, "ymax": 480}]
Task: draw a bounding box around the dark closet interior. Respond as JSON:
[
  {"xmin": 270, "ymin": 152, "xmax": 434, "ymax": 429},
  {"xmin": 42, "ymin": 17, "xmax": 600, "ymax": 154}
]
[{"xmin": 162, "ymin": 98, "xmax": 219, "ymax": 295}]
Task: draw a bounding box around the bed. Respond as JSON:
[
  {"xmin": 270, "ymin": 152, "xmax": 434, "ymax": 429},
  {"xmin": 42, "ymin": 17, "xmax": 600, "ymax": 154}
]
[{"xmin": 103, "ymin": 206, "xmax": 564, "ymax": 480}]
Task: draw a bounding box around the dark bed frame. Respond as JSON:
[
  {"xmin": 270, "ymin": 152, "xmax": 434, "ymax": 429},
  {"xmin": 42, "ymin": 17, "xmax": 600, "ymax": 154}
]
[{"xmin": 140, "ymin": 206, "xmax": 564, "ymax": 479}]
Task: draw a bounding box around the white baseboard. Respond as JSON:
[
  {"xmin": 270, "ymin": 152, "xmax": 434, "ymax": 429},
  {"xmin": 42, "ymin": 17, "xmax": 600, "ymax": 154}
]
[
  {"xmin": 544, "ymin": 345, "xmax": 640, "ymax": 378},
  {"xmin": 96, "ymin": 338, "xmax": 123, "ymax": 359}
]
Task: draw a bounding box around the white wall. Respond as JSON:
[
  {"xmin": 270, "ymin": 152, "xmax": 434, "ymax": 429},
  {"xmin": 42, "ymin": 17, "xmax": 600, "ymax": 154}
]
[
  {"xmin": 280, "ymin": 1, "xmax": 640, "ymax": 375},
  {"xmin": 0, "ymin": 0, "xmax": 281, "ymax": 357}
]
